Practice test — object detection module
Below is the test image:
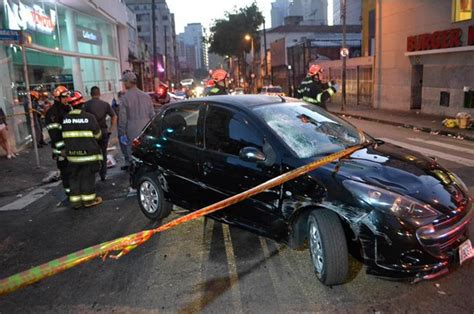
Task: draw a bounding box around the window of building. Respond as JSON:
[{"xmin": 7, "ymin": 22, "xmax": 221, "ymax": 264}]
[
  {"xmin": 440, "ymin": 91, "xmax": 450, "ymax": 107},
  {"xmin": 452, "ymin": 0, "xmax": 472, "ymax": 22},
  {"xmin": 205, "ymin": 106, "xmax": 263, "ymax": 156},
  {"xmin": 162, "ymin": 15, "xmax": 169, "ymax": 20},
  {"xmin": 162, "ymin": 105, "xmax": 200, "ymax": 145}
]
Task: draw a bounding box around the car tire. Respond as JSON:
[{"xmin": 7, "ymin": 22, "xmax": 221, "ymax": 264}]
[
  {"xmin": 307, "ymin": 209, "xmax": 349, "ymax": 286},
  {"xmin": 137, "ymin": 174, "xmax": 172, "ymax": 220}
]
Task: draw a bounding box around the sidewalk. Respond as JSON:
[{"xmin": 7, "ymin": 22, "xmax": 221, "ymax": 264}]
[
  {"xmin": 0, "ymin": 145, "xmax": 58, "ymax": 206},
  {"xmin": 326, "ymin": 103, "xmax": 474, "ymax": 141}
]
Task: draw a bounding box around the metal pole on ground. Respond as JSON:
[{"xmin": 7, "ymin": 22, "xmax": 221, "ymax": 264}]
[{"xmin": 21, "ymin": 36, "xmax": 40, "ymax": 167}]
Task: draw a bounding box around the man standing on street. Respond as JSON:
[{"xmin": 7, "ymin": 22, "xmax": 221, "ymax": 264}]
[
  {"xmin": 45, "ymin": 85, "xmax": 71, "ymax": 199},
  {"xmin": 118, "ymin": 71, "xmax": 155, "ymax": 170},
  {"xmin": 62, "ymin": 91, "xmax": 103, "ymax": 209},
  {"xmin": 83, "ymin": 86, "xmax": 117, "ymax": 181}
]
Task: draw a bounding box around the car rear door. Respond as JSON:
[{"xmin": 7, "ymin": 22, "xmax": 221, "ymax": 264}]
[
  {"xmin": 199, "ymin": 104, "xmax": 285, "ymax": 236},
  {"xmin": 151, "ymin": 102, "xmax": 206, "ymax": 209}
]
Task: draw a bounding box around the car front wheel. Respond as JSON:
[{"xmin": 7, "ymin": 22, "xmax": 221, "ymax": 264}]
[
  {"xmin": 137, "ymin": 174, "xmax": 172, "ymax": 220},
  {"xmin": 307, "ymin": 209, "xmax": 349, "ymax": 286}
]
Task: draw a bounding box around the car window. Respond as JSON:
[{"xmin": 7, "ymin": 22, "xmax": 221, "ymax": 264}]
[
  {"xmin": 254, "ymin": 103, "xmax": 363, "ymax": 158},
  {"xmin": 268, "ymin": 87, "xmax": 282, "ymax": 93},
  {"xmin": 205, "ymin": 106, "xmax": 263, "ymax": 156},
  {"xmin": 162, "ymin": 104, "xmax": 200, "ymax": 145}
]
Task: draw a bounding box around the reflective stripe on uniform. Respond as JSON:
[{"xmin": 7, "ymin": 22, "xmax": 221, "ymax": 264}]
[
  {"xmin": 81, "ymin": 194, "xmax": 96, "ymax": 201},
  {"xmin": 70, "ymin": 109, "xmax": 82, "ymax": 115},
  {"xmin": 326, "ymin": 88, "xmax": 335, "ymax": 96},
  {"xmin": 210, "ymin": 88, "xmax": 219, "ymax": 94},
  {"xmin": 94, "ymin": 130, "xmax": 102, "ymax": 140},
  {"xmin": 62, "ymin": 130, "xmax": 94, "ymax": 138},
  {"xmin": 46, "ymin": 123, "xmax": 62, "ymax": 130},
  {"xmin": 52, "ymin": 149, "xmax": 62, "ymax": 155},
  {"xmin": 67, "ymin": 154, "xmax": 103, "ymax": 163},
  {"xmin": 55, "ymin": 141, "xmax": 65, "ymax": 149},
  {"xmin": 69, "ymin": 195, "xmax": 81, "ymax": 203},
  {"xmin": 316, "ymin": 93, "xmax": 323, "ymax": 102},
  {"xmin": 302, "ymin": 96, "xmax": 319, "ymax": 104}
]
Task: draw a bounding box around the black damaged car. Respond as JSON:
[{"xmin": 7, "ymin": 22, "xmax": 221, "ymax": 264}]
[{"xmin": 130, "ymin": 95, "xmax": 473, "ymax": 286}]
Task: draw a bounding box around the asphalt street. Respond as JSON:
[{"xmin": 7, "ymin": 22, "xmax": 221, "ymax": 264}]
[{"xmin": 0, "ymin": 118, "xmax": 473, "ymax": 313}]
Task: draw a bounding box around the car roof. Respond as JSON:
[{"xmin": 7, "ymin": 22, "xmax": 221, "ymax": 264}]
[{"xmin": 185, "ymin": 95, "xmax": 297, "ymax": 110}]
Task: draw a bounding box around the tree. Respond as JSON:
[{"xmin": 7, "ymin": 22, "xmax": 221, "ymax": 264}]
[{"xmin": 208, "ymin": 2, "xmax": 264, "ymax": 58}]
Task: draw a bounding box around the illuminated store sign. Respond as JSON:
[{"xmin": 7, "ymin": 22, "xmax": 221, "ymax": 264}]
[
  {"xmin": 76, "ymin": 27, "xmax": 102, "ymax": 45},
  {"xmin": 4, "ymin": 1, "xmax": 56, "ymax": 34},
  {"xmin": 407, "ymin": 26, "xmax": 474, "ymax": 52}
]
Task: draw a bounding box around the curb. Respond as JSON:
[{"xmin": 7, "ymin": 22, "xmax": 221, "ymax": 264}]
[{"xmin": 330, "ymin": 111, "xmax": 474, "ymax": 142}]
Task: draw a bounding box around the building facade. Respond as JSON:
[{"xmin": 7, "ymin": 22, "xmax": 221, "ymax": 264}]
[
  {"xmin": 332, "ymin": 0, "xmax": 362, "ymax": 25},
  {"xmin": 290, "ymin": 0, "xmax": 327, "ymax": 25},
  {"xmin": 1, "ymin": 0, "xmax": 128, "ymax": 150},
  {"xmin": 126, "ymin": 0, "xmax": 177, "ymax": 84},
  {"xmin": 179, "ymin": 23, "xmax": 208, "ymax": 71},
  {"xmin": 373, "ymin": 0, "xmax": 474, "ymax": 116},
  {"xmin": 271, "ymin": 0, "xmax": 291, "ymax": 28}
]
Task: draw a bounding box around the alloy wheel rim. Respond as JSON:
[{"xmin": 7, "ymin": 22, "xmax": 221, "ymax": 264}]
[
  {"xmin": 309, "ymin": 220, "xmax": 324, "ymax": 274},
  {"xmin": 139, "ymin": 181, "xmax": 159, "ymax": 213}
]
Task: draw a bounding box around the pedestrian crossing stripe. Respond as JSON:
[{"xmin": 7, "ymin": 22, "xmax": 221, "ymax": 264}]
[
  {"xmin": 62, "ymin": 131, "xmax": 94, "ymax": 138},
  {"xmin": 67, "ymin": 154, "xmax": 103, "ymax": 163}
]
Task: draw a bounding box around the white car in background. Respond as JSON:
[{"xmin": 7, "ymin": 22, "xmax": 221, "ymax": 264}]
[{"xmin": 260, "ymin": 85, "xmax": 285, "ymax": 97}]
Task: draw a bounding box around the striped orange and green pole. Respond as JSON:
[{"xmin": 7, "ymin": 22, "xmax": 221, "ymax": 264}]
[{"xmin": 0, "ymin": 145, "xmax": 361, "ymax": 295}]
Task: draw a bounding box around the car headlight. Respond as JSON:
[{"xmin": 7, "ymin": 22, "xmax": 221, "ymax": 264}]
[{"xmin": 343, "ymin": 180, "xmax": 440, "ymax": 222}]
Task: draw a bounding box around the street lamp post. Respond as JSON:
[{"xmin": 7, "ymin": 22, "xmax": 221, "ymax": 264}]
[
  {"xmin": 245, "ymin": 34, "xmax": 255, "ymax": 93},
  {"xmin": 287, "ymin": 64, "xmax": 292, "ymax": 97}
]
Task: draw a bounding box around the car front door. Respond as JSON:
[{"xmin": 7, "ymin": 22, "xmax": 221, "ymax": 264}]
[
  {"xmin": 199, "ymin": 104, "xmax": 285, "ymax": 236},
  {"xmin": 152, "ymin": 102, "xmax": 205, "ymax": 209}
]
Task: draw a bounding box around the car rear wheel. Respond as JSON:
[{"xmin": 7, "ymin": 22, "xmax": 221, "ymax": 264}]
[
  {"xmin": 307, "ymin": 209, "xmax": 349, "ymax": 286},
  {"xmin": 137, "ymin": 174, "xmax": 172, "ymax": 220}
]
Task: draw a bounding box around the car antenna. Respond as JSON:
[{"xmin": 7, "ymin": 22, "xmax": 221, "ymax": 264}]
[{"xmin": 278, "ymin": 95, "xmax": 286, "ymax": 103}]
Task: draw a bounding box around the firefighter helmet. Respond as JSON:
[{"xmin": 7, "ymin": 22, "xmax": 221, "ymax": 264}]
[
  {"xmin": 67, "ymin": 91, "xmax": 85, "ymax": 107},
  {"xmin": 53, "ymin": 85, "xmax": 69, "ymax": 98},
  {"xmin": 308, "ymin": 64, "xmax": 323, "ymax": 77},
  {"xmin": 30, "ymin": 91, "xmax": 40, "ymax": 100},
  {"xmin": 211, "ymin": 69, "xmax": 228, "ymax": 82}
]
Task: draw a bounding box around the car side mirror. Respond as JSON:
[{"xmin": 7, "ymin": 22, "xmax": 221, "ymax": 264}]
[{"xmin": 239, "ymin": 147, "xmax": 266, "ymax": 163}]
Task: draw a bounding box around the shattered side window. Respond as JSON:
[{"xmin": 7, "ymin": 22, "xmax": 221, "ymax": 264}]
[{"xmin": 254, "ymin": 103, "xmax": 362, "ymax": 158}]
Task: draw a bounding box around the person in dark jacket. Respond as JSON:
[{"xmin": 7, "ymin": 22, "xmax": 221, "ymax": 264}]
[
  {"xmin": 62, "ymin": 91, "xmax": 103, "ymax": 209},
  {"xmin": 296, "ymin": 64, "xmax": 338, "ymax": 110},
  {"xmin": 30, "ymin": 91, "xmax": 47, "ymax": 147},
  {"xmin": 83, "ymin": 86, "xmax": 117, "ymax": 181},
  {"xmin": 45, "ymin": 85, "xmax": 71, "ymax": 197}
]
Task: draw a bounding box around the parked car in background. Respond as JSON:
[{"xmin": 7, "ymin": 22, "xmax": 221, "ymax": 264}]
[
  {"xmin": 130, "ymin": 95, "xmax": 472, "ymax": 286},
  {"xmin": 260, "ymin": 85, "xmax": 284, "ymax": 96},
  {"xmin": 231, "ymin": 87, "xmax": 245, "ymax": 95}
]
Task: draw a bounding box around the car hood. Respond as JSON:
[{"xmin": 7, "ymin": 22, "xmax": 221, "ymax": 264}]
[{"xmin": 318, "ymin": 142, "xmax": 470, "ymax": 216}]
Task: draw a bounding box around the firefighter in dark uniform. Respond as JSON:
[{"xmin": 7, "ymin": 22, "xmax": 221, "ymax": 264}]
[
  {"xmin": 296, "ymin": 64, "xmax": 338, "ymax": 110},
  {"xmin": 62, "ymin": 91, "xmax": 103, "ymax": 209},
  {"xmin": 45, "ymin": 86, "xmax": 71, "ymax": 197},
  {"xmin": 207, "ymin": 69, "xmax": 228, "ymax": 96}
]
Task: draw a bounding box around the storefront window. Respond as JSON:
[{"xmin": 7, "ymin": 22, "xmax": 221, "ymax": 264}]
[{"xmin": 452, "ymin": 0, "xmax": 473, "ymax": 22}]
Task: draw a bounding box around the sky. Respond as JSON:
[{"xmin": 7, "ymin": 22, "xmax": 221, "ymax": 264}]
[{"xmin": 167, "ymin": 0, "xmax": 273, "ymax": 35}]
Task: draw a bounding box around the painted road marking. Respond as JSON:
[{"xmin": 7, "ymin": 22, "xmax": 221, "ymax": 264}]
[
  {"xmin": 381, "ymin": 138, "xmax": 474, "ymax": 167},
  {"xmin": 221, "ymin": 224, "xmax": 243, "ymax": 312},
  {"xmin": 0, "ymin": 182, "xmax": 61, "ymax": 211},
  {"xmin": 407, "ymin": 138, "xmax": 474, "ymax": 155}
]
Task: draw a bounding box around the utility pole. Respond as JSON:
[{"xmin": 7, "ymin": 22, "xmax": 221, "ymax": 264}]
[
  {"xmin": 151, "ymin": 0, "xmax": 158, "ymax": 90},
  {"xmin": 263, "ymin": 18, "xmax": 268, "ymax": 86},
  {"xmin": 341, "ymin": 0, "xmax": 347, "ymax": 111},
  {"xmin": 164, "ymin": 25, "xmax": 168, "ymax": 83}
]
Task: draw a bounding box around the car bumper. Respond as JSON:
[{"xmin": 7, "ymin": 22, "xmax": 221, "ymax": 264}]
[{"xmin": 364, "ymin": 207, "xmax": 473, "ymax": 281}]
